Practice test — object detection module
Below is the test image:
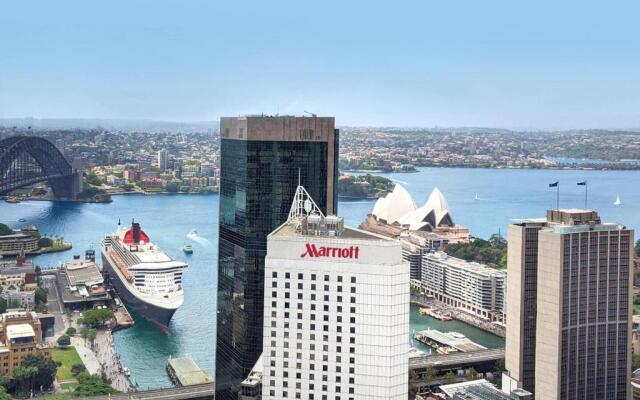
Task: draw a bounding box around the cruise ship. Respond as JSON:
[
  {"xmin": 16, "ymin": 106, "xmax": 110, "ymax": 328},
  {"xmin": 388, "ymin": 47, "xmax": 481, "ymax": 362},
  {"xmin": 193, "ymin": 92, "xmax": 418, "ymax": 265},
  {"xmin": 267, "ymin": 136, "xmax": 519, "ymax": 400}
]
[{"xmin": 101, "ymin": 221, "xmax": 187, "ymax": 330}]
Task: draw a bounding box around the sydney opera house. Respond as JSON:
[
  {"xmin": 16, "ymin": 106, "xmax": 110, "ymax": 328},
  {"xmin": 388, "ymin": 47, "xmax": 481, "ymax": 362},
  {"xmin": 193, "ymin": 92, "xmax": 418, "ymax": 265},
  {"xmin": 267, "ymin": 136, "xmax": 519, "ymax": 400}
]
[{"xmin": 359, "ymin": 184, "xmax": 470, "ymax": 280}]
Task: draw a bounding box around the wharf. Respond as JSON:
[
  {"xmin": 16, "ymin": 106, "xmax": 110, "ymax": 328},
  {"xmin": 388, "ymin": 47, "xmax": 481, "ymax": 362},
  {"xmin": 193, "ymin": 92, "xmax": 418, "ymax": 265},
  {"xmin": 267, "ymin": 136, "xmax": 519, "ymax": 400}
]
[
  {"xmin": 113, "ymin": 301, "xmax": 134, "ymax": 330},
  {"xmin": 414, "ymin": 329, "xmax": 486, "ymax": 353},
  {"xmin": 167, "ymin": 357, "xmax": 213, "ymax": 387}
]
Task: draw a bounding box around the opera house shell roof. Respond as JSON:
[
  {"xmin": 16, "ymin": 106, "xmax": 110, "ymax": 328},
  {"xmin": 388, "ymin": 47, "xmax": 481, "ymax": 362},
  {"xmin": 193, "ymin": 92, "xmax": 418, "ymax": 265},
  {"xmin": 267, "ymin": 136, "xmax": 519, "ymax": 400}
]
[{"xmin": 372, "ymin": 185, "xmax": 454, "ymax": 231}]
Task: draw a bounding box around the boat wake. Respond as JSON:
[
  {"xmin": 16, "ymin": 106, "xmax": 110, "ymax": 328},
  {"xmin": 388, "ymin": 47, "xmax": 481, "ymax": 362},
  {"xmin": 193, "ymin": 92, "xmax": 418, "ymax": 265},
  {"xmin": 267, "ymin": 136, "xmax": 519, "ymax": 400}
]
[{"xmin": 186, "ymin": 230, "xmax": 212, "ymax": 247}]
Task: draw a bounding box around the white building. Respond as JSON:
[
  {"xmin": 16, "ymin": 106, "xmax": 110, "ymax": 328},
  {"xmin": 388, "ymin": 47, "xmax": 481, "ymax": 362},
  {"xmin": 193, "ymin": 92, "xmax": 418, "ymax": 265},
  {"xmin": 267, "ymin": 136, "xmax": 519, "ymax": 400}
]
[
  {"xmin": 421, "ymin": 252, "xmax": 506, "ymax": 322},
  {"xmin": 262, "ymin": 186, "xmax": 409, "ymax": 400},
  {"xmin": 157, "ymin": 149, "xmax": 168, "ymax": 171}
]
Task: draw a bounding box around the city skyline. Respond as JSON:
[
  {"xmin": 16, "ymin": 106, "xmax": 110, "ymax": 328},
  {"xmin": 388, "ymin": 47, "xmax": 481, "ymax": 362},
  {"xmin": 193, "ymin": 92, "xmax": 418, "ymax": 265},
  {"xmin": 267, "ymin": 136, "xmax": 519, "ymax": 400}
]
[{"xmin": 2, "ymin": 1, "xmax": 640, "ymax": 130}]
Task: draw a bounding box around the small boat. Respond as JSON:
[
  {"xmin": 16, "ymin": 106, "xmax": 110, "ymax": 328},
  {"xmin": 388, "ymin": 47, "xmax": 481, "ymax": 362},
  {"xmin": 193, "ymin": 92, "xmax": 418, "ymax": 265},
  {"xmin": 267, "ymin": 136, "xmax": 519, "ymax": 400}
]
[
  {"xmin": 6, "ymin": 198, "xmax": 20, "ymax": 204},
  {"xmin": 18, "ymin": 218, "xmax": 26, "ymax": 222},
  {"xmin": 474, "ymin": 193, "xmax": 479, "ymax": 200},
  {"xmin": 123, "ymin": 367, "xmax": 130, "ymax": 377},
  {"xmin": 182, "ymin": 244, "xmax": 193, "ymax": 254},
  {"xmin": 614, "ymin": 195, "xmax": 621, "ymax": 206},
  {"xmin": 188, "ymin": 229, "xmax": 198, "ymax": 237}
]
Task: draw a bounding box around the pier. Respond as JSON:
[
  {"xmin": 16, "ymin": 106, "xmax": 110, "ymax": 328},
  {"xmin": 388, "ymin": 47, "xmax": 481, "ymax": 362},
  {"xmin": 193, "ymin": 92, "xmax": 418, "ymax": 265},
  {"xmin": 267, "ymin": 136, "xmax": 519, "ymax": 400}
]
[{"xmin": 167, "ymin": 357, "xmax": 214, "ymax": 387}]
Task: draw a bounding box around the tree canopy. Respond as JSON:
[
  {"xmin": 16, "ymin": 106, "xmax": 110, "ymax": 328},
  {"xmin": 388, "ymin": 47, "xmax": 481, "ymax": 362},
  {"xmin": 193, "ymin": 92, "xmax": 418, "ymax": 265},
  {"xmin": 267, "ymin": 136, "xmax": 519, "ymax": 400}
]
[
  {"xmin": 0, "ymin": 224, "xmax": 13, "ymax": 236},
  {"xmin": 444, "ymin": 234, "xmax": 507, "ymax": 269},
  {"xmin": 74, "ymin": 373, "xmax": 117, "ymax": 396},
  {"xmin": 78, "ymin": 308, "xmax": 113, "ymax": 329},
  {"xmin": 57, "ymin": 335, "xmax": 71, "ymax": 347}
]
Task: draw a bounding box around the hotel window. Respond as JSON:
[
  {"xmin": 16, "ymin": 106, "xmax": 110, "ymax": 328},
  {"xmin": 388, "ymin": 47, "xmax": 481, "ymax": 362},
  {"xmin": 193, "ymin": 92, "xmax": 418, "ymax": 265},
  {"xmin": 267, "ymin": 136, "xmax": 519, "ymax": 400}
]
[
  {"xmin": 285, "ymin": 282, "xmax": 290, "ymax": 289},
  {"xmin": 350, "ymin": 277, "xmax": 356, "ymax": 284},
  {"xmin": 298, "ymin": 283, "xmax": 303, "ymax": 290},
  {"xmin": 350, "ymin": 287, "xmax": 356, "ymax": 293},
  {"xmin": 312, "ymin": 274, "xmax": 316, "ymax": 280},
  {"xmin": 338, "ymin": 276, "xmax": 343, "ymax": 282},
  {"xmin": 272, "ymin": 282, "xmax": 277, "ymax": 288},
  {"xmin": 286, "ymin": 272, "xmax": 290, "ymax": 279},
  {"xmin": 324, "ymin": 285, "xmax": 329, "ymax": 291},
  {"xmin": 298, "ymin": 273, "xmax": 303, "ymax": 279},
  {"xmin": 272, "ymin": 272, "xmax": 277, "ymax": 278},
  {"xmin": 324, "ymin": 275, "xmax": 329, "ymax": 281}
]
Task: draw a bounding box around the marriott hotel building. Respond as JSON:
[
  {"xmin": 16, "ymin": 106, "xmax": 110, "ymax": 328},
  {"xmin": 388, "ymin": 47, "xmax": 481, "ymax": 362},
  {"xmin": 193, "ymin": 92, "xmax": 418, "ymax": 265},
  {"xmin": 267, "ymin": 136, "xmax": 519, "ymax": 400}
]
[{"xmin": 262, "ymin": 196, "xmax": 409, "ymax": 400}]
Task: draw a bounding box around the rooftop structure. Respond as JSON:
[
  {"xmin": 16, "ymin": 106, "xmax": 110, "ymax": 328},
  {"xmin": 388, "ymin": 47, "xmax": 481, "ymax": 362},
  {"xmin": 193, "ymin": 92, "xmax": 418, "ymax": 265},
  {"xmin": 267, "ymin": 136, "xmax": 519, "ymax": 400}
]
[
  {"xmin": 440, "ymin": 379, "xmax": 532, "ymax": 399},
  {"xmin": 414, "ymin": 329, "xmax": 486, "ymax": 353}
]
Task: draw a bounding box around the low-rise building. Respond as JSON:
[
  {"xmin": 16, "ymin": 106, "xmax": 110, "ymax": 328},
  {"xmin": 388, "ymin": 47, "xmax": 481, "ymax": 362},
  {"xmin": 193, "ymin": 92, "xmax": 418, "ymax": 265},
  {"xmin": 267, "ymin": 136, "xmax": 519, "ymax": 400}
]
[
  {"xmin": 60, "ymin": 256, "xmax": 110, "ymax": 308},
  {"xmin": 0, "ymin": 256, "xmax": 36, "ymax": 291},
  {"xmin": 422, "ymin": 252, "xmax": 506, "ymax": 322},
  {"xmin": 0, "ymin": 311, "xmax": 51, "ymax": 376},
  {"xmin": 439, "ymin": 379, "xmax": 532, "ymax": 399}
]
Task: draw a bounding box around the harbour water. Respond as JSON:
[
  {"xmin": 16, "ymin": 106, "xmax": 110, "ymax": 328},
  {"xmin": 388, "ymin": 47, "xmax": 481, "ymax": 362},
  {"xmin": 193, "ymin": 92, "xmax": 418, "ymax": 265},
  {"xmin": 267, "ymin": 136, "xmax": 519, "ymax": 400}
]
[{"xmin": 0, "ymin": 167, "xmax": 639, "ymax": 388}]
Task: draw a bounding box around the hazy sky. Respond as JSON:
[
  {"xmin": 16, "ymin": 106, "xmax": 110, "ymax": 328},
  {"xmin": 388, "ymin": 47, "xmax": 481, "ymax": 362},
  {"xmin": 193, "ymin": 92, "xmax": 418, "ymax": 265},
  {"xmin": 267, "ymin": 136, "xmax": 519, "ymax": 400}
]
[{"xmin": 1, "ymin": 1, "xmax": 639, "ymax": 129}]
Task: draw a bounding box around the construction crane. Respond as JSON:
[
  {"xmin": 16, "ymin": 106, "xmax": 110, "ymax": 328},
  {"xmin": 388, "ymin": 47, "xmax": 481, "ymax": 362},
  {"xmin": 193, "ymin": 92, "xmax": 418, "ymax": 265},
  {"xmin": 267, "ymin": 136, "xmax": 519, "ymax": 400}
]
[{"xmin": 303, "ymin": 110, "xmax": 317, "ymax": 117}]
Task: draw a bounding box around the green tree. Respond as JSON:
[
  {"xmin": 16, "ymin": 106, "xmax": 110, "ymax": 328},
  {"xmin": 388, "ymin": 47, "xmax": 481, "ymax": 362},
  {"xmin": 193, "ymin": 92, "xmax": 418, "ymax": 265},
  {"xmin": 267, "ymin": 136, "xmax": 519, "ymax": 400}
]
[
  {"xmin": 57, "ymin": 335, "xmax": 71, "ymax": 347},
  {"xmin": 165, "ymin": 182, "xmax": 179, "ymax": 193},
  {"xmin": 80, "ymin": 328, "xmax": 97, "ymax": 347},
  {"xmin": 74, "ymin": 373, "xmax": 117, "ymax": 396},
  {"xmin": 85, "ymin": 174, "xmax": 102, "ymax": 186},
  {"xmin": 34, "ymin": 287, "xmax": 48, "ymax": 306},
  {"xmin": 425, "ymin": 367, "xmax": 437, "ymax": 382},
  {"xmin": 633, "ymin": 354, "xmax": 640, "ymax": 370},
  {"xmin": 444, "ymin": 371, "xmax": 457, "ymax": 384},
  {"xmin": 66, "ymin": 327, "xmax": 77, "ymax": 336},
  {"xmin": 22, "ymin": 354, "xmax": 57, "ymax": 391},
  {"xmin": 468, "ymin": 367, "xmax": 478, "ymax": 380},
  {"xmin": 37, "ymin": 237, "xmax": 53, "ymax": 248},
  {"xmin": 13, "ymin": 365, "xmax": 37, "ymax": 393},
  {"xmin": 71, "ymin": 364, "xmax": 86, "ymax": 376},
  {"xmin": 0, "ymin": 298, "xmax": 6, "ymax": 314},
  {"xmin": 635, "ymin": 239, "xmax": 640, "ymax": 257},
  {"xmin": 78, "ymin": 308, "xmax": 113, "ymax": 329},
  {"xmin": 0, "ymin": 224, "xmax": 13, "ymax": 236},
  {"xmin": 0, "ymin": 386, "xmax": 10, "ymax": 400}
]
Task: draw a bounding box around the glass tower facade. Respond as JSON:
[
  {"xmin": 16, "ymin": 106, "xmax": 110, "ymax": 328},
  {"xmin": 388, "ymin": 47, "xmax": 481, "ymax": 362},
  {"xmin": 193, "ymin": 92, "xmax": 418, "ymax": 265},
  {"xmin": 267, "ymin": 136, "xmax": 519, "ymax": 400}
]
[{"xmin": 215, "ymin": 116, "xmax": 338, "ymax": 398}]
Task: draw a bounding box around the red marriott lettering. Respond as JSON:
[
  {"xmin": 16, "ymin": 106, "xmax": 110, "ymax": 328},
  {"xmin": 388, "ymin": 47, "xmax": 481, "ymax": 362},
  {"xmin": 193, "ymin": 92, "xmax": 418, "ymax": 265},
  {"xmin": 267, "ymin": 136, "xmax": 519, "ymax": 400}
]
[{"xmin": 300, "ymin": 243, "xmax": 360, "ymax": 259}]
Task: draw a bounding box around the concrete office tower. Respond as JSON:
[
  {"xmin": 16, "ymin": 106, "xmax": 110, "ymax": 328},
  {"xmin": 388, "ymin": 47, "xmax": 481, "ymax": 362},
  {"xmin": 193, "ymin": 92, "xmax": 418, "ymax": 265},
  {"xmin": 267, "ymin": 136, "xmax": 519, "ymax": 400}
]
[
  {"xmin": 215, "ymin": 116, "xmax": 339, "ymax": 399},
  {"xmin": 157, "ymin": 149, "xmax": 168, "ymax": 171},
  {"xmin": 262, "ymin": 186, "xmax": 409, "ymax": 400},
  {"xmin": 505, "ymin": 209, "xmax": 633, "ymax": 400}
]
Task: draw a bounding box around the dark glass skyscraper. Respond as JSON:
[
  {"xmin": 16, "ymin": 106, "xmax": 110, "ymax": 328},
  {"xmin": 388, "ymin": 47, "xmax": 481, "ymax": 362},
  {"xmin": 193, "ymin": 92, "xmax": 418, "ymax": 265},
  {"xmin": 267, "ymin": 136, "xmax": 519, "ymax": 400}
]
[{"xmin": 215, "ymin": 116, "xmax": 338, "ymax": 398}]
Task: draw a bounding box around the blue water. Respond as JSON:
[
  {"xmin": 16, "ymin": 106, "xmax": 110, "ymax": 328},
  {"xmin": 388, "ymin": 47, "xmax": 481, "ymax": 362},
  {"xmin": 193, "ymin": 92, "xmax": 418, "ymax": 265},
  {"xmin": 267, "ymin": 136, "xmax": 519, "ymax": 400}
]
[{"xmin": 0, "ymin": 167, "xmax": 638, "ymax": 388}]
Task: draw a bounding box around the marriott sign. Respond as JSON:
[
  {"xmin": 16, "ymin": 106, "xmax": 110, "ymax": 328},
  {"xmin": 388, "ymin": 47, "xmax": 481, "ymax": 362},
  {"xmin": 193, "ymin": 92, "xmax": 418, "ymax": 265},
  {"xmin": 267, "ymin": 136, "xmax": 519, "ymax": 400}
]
[{"xmin": 300, "ymin": 243, "xmax": 360, "ymax": 260}]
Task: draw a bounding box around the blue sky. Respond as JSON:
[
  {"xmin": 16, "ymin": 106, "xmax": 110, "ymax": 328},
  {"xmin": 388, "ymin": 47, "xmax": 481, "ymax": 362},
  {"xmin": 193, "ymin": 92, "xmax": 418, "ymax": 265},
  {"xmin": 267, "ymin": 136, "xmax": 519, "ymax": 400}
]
[{"xmin": 1, "ymin": 1, "xmax": 639, "ymax": 129}]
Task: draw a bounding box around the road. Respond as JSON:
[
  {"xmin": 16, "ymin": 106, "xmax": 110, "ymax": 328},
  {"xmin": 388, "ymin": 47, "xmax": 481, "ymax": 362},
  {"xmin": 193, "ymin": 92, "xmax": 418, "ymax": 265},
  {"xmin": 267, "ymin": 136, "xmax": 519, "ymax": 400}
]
[
  {"xmin": 409, "ymin": 348, "xmax": 505, "ymax": 370},
  {"xmin": 78, "ymin": 383, "xmax": 215, "ymax": 400}
]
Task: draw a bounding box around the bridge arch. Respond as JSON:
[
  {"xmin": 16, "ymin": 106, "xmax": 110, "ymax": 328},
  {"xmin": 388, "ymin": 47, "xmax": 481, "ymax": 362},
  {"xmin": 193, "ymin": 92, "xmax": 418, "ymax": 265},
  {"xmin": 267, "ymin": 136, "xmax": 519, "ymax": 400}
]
[{"xmin": 0, "ymin": 136, "xmax": 81, "ymax": 199}]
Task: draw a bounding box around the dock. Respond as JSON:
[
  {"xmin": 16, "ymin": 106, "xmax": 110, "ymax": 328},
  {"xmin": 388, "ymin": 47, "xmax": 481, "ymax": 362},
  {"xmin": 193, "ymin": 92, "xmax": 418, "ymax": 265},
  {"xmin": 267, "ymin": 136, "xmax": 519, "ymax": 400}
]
[
  {"xmin": 414, "ymin": 329, "xmax": 486, "ymax": 353},
  {"xmin": 167, "ymin": 357, "xmax": 214, "ymax": 387},
  {"xmin": 113, "ymin": 297, "xmax": 134, "ymax": 330}
]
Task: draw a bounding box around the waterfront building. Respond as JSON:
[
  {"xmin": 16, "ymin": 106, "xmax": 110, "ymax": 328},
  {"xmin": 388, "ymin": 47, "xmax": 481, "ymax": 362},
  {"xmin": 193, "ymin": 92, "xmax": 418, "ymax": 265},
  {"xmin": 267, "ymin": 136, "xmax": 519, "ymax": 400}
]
[
  {"xmin": 0, "ymin": 232, "xmax": 38, "ymax": 256},
  {"xmin": 60, "ymin": 255, "xmax": 110, "ymax": 309},
  {"xmin": 360, "ymin": 185, "xmax": 467, "ymax": 281},
  {"xmin": 261, "ymin": 186, "xmax": 409, "ymax": 400},
  {"xmin": 504, "ymin": 209, "xmax": 633, "ymax": 399},
  {"xmin": 421, "ymin": 252, "xmax": 506, "ymax": 322},
  {"xmin": 216, "ymin": 115, "xmax": 339, "ymax": 398},
  {"xmin": 157, "ymin": 149, "xmax": 168, "ymax": 171},
  {"xmin": 0, "ymin": 311, "xmax": 51, "ymax": 376}
]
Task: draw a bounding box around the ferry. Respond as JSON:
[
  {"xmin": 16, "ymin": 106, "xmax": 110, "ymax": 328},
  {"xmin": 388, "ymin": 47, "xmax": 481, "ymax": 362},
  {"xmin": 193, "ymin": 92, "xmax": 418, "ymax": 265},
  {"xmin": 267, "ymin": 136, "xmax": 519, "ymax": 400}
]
[{"xmin": 101, "ymin": 221, "xmax": 187, "ymax": 330}]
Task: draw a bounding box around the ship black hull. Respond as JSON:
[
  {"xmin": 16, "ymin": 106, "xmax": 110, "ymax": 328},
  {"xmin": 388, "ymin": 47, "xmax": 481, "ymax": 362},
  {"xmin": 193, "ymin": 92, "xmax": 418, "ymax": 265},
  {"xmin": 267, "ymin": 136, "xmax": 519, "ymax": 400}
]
[{"xmin": 102, "ymin": 253, "xmax": 177, "ymax": 330}]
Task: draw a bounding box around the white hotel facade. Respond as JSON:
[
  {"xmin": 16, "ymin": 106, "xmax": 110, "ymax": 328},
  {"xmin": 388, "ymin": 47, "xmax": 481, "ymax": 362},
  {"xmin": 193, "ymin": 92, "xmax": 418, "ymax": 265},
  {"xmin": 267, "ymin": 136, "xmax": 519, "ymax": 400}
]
[{"xmin": 261, "ymin": 187, "xmax": 409, "ymax": 400}]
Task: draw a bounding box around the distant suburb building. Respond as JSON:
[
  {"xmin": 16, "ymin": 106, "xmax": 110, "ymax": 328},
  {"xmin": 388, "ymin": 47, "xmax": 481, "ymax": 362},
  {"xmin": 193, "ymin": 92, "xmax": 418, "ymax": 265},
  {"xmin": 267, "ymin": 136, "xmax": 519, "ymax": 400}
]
[
  {"xmin": 0, "ymin": 311, "xmax": 51, "ymax": 376},
  {"xmin": 262, "ymin": 186, "xmax": 409, "ymax": 400},
  {"xmin": 360, "ymin": 185, "xmax": 468, "ymax": 281},
  {"xmin": 504, "ymin": 209, "xmax": 633, "ymax": 400},
  {"xmin": 421, "ymin": 252, "xmax": 506, "ymax": 322}
]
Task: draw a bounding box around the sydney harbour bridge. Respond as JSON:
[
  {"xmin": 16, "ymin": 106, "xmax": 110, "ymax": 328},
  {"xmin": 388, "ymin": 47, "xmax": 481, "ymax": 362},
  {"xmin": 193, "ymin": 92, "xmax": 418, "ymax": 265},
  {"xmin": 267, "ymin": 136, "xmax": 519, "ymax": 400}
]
[{"xmin": 0, "ymin": 136, "xmax": 82, "ymax": 199}]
